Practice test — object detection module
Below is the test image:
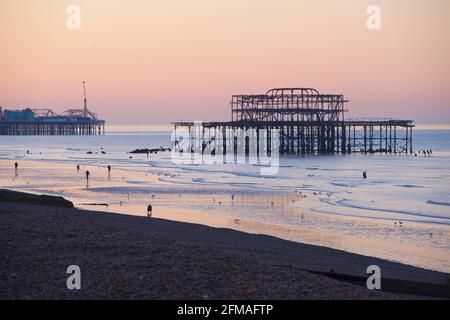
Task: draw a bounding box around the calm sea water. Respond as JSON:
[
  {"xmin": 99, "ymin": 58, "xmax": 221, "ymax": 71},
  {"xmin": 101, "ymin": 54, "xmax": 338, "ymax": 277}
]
[{"xmin": 1, "ymin": 127, "xmax": 449, "ymax": 271}]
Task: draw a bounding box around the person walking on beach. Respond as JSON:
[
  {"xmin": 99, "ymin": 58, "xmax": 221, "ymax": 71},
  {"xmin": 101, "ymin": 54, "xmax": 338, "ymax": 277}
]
[
  {"xmin": 363, "ymin": 171, "xmax": 367, "ymax": 179},
  {"xmin": 107, "ymin": 165, "xmax": 111, "ymax": 172},
  {"xmin": 14, "ymin": 162, "xmax": 19, "ymax": 178},
  {"xmin": 147, "ymin": 203, "xmax": 153, "ymax": 217},
  {"xmin": 76, "ymin": 164, "xmax": 80, "ymax": 171},
  {"xmin": 85, "ymin": 170, "xmax": 90, "ymax": 181}
]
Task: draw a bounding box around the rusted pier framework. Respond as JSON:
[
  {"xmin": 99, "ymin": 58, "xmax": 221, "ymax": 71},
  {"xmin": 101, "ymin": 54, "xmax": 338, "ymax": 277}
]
[
  {"xmin": 173, "ymin": 88, "xmax": 414, "ymax": 156},
  {"xmin": 0, "ymin": 120, "xmax": 105, "ymax": 136}
]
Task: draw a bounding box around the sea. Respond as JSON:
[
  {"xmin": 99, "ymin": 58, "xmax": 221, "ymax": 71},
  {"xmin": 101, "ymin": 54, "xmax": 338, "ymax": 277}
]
[{"xmin": 0, "ymin": 125, "xmax": 449, "ymax": 272}]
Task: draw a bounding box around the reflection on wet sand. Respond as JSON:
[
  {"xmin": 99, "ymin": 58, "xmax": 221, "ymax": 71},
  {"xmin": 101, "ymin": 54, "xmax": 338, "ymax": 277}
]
[{"xmin": 0, "ymin": 159, "xmax": 449, "ymax": 273}]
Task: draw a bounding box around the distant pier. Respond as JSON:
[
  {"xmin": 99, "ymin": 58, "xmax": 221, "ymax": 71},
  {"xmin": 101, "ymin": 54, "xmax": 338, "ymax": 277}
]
[
  {"xmin": 0, "ymin": 82, "xmax": 105, "ymax": 136},
  {"xmin": 0, "ymin": 119, "xmax": 105, "ymax": 136},
  {"xmin": 173, "ymin": 87, "xmax": 414, "ymax": 156}
]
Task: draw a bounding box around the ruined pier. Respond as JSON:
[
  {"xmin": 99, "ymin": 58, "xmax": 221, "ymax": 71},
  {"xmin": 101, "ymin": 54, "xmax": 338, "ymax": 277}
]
[{"xmin": 173, "ymin": 88, "xmax": 414, "ymax": 156}]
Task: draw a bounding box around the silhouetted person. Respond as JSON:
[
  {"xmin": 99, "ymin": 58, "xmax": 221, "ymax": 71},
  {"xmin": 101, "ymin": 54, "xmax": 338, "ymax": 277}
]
[
  {"xmin": 363, "ymin": 171, "xmax": 367, "ymax": 179},
  {"xmin": 13, "ymin": 161, "xmax": 19, "ymax": 178},
  {"xmin": 76, "ymin": 164, "xmax": 80, "ymax": 171},
  {"xmin": 107, "ymin": 165, "xmax": 111, "ymax": 172},
  {"xmin": 85, "ymin": 170, "xmax": 90, "ymax": 181},
  {"xmin": 147, "ymin": 203, "xmax": 153, "ymax": 217}
]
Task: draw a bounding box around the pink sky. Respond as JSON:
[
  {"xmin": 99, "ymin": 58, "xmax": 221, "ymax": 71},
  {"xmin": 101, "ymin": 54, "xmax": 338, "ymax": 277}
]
[{"xmin": 0, "ymin": 0, "xmax": 449, "ymax": 124}]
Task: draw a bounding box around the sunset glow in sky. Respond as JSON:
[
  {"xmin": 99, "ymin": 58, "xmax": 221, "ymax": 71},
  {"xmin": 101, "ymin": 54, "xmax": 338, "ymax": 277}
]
[{"xmin": 1, "ymin": 0, "xmax": 449, "ymax": 124}]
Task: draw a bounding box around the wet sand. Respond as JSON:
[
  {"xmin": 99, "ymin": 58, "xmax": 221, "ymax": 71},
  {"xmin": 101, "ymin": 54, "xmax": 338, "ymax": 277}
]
[{"xmin": 1, "ymin": 159, "xmax": 449, "ymax": 274}]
